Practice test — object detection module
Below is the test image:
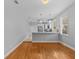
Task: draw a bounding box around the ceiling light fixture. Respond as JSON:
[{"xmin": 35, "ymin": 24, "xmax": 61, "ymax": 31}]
[
  {"xmin": 14, "ymin": 0, "xmax": 19, "ymax": 4},
  {"xmin": 41, "ymin": 0, "xmax": 48, "ymax": 5}
]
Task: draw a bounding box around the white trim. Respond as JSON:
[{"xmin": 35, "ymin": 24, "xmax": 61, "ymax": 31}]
[
  {"xmin": 23, "ymin": 35, "xmax": 32, "ymax": 41},
  {"xmin": 32, "ymin": 41, "xmax": 59, "ymax": 43},
  {"xmin": 32, "ymin": 32, "xmax": 58, "ymax": 34},
  {"xmin": 4, "ymin": 40, "xmax": 24, "ymax": 58},
  {"xmin": 32, "ymin": 41, "xmax": 75, "ymax": 51},
  {"xmin": 5, "ymin": 38, "xmax": 75, "ymax": 58},
  {"xmin": 59, "ymin": 41, "xmax": 75, "ymax": 51}
]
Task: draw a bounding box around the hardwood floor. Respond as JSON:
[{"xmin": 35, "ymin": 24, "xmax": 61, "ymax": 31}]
[{"xmin": 6, "ymin": 42, "xmax": 75, "ymax": 59}]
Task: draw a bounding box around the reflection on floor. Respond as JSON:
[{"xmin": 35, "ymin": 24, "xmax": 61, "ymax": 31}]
[{"xmin": 6, "ymin": 42, "xmax": 75, "ymax": 59}]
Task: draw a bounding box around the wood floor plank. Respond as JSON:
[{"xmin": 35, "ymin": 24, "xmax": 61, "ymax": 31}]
[{"xmin": 6, "ymin": 42, "xmax": 75, "ymax": 59}]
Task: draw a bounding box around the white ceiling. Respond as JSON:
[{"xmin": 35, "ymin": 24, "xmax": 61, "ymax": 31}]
[{"xmin": 5, "ymin": 0, "xmax": 75, "ymax": 20}]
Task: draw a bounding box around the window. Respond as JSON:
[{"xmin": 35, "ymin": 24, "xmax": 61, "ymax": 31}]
[
  {"xmin": 37, "ymin": 19, "xmax": 57, "ymax": 33},
  {"xmin": 62, "ymin": 16, "xmax": 69, "ymax": 35},
  {"xmin": 51, "ymin": 19, "xmax": 57, "ymax": 33}
]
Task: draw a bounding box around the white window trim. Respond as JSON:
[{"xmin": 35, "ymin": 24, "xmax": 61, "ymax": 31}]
[{"xmin": 60, "ymin": 17, "xmax": 69, "ymax": 36}]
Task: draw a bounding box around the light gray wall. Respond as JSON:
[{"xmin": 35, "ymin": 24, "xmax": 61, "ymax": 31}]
[
  {"xmin": 4, "ymin": 1, "xmax": 30, "ymax": 55},
  {"xmin": 57, "ymin": 4, "xmax": 75, "ymax": 48},
  {"xmin": 32, "ymin": 33, "xmax": 59, "ymax": 42},
  {"xmin": 4, "ymin": 0, "xmax": 75, "ymax": 56}
]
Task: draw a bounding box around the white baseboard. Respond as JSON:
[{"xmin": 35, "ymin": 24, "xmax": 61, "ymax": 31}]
[
  {"xmin": 5, "ymin": 38, "xmax": 75, "ymax": 58},
  {"xmin": 32, "ymin": 41, "xmax": 75, "ymax": 51},
  {"xmin": 32, "ymin": 41, "xmax": 59, "ymax": 43},
  {"xmin": 31, "ymin": 41, "xmax": 75, "ymax": 51},
  {"xmin": 23, "ymin": 35, "xmax": 32, "ymax": 41},
  {"xmin": 23, "ymin": 39, "xmax": 75, "ymax": 51},
  {"xmin": 59, "ymin": 41, "xmax": 75, "ymax": 51},
  {"xmin": 5, "ymin": 36, "xmax": 30, "ymax": 58},
  {"xmin": 4, "ymin": 40, "xmax": 24, "ymax": 58}
]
